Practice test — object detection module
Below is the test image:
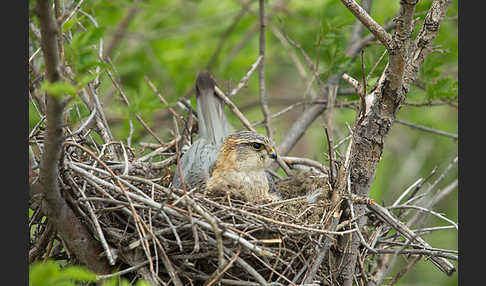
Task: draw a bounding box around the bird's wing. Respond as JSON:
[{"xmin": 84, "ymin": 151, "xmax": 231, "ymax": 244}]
[
  {"xmin": 172, "ymin": 139, "xmax": 220, "ymax": 189},
  {"xmin": 195, "ymin": 71, "xmax": 230, "ymax": 146}
]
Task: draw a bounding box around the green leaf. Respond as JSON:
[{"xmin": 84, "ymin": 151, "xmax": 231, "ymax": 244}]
[
  {"xmin": 56, "ymin": 265, "xmax": 97, "ymax": 282},
  {"xmin": 426, "ymin": 77, "xmax": 458, "ymax": 100},
  {"xmin": 30, "ymin": 261, "xmax": 59, "ymax": 286},
  {"xmin": 61, "ymin": 15, "xmax": 80, "ymax": 33},
  {"xmin": 30, "ymin": 261, "xmax": 97, "ymax": 286},
  {"xmin": 41, "ymin": 81, "xmax": 77, "ymax": 97},
  {"xmin": 76, "ymin": 70, "xmax": 104, "ymax": 88},
  {"xmin": 134, "ymin": 280, "xmax": 151, "ymax": 286},
  {"xmin": 70, "ymin": 26, "xmax": 106, "ymax": 51}
]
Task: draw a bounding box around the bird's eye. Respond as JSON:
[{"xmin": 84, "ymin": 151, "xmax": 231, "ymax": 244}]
[{"xmin": 250, "ymin": 142, "xmax": 264, "ymax": 151}]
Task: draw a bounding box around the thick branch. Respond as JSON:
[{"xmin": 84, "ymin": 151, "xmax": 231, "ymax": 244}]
[
  {"xmin": 335, "ymin": 1, "xmax": 452, "ymax": 285},
  {"xmin": 35, "ymin": 0, "xmax": 111, "ymax": 274}
]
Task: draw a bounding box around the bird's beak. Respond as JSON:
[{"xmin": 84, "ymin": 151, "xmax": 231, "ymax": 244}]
[{"xmin": 268, "ymin": 147, "xmax": 278, "ymax": 160}]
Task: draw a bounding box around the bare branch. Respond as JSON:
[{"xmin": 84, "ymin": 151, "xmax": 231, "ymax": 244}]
[
  {"xmin": 35, "ymin": 0, "xmax": 111, "ymax": 274},
  {"xmin": 340, "ymin": 0, "xmax": 393, "ymax": 51},
  {"xmin": 258, "ymin": 0, "xmax": 273, "ymax": 140}
]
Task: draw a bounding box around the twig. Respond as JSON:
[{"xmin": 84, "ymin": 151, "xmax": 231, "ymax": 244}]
[
  {"xmin": 215, "ymin": 203, "xmax": 356, "ymax": 237},
  {"xmin": 258, "ymin": 0, "xmax": 273, "ymax": 140},
  {"xmin": 394, "ymin": 119, "xmax": 458, "ymax": 140},
  {"xmin": 205, "ymin": 250, "xmax": 241, "ymax": 286},
  {"xmin": 228, "ymin": 56, "xmax": 263, "ymax": 98},
  {"xmin": 392, "ymin": 177, "xmax": 424, "ymax": 207},
  {"xmin": 367, "ymin": 202, "xmax": 455, "ymax": 275},
  {"xmin": 388, "ymin": 205, "xmax": 458, "ymax": 230},
  {"xmin": 213, "ymin": 85, "xmax": 257, "ymax": 132},
  {"xmin": 96, "ymin": 260, "xmax": 150, "ymax": 280},
  {"xmin": 340, "ymin": 0, "xmax": 393, "ymax": 51},
  {"xmin": 144, "ymin": 76, "xmax": 181, "ymax": 119},
  {"xmin": 67, "ymin": 175, "xmax": 116, "ymax": 265},
  {"xmin": 302, "ymin": 210, "xmax": 341, "ymax": 284},
  {"xmin": 281, "ymin": 156, "xmax": 329, "ymax": 175}
]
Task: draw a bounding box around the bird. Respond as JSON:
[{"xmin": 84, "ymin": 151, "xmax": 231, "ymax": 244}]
[{"xmin": 172, "ymin": 71, "xmax": 280, "ymax": 202}]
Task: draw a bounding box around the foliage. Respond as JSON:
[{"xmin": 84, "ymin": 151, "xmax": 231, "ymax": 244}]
[
  {"xmin": 29, "ymin": 260, "xmax": 150, "ymax": 286},
  {"xmin": 30, "ymin": 260, "xmax": 96, "ymax": 286}
]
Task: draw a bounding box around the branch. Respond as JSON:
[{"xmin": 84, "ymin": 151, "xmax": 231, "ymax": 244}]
[
  {"xmin": 340, "ymin": 0, "xmax": 393, "ymax": 51},
  {"xmin": 35, "ymin": 0, "xmax": 111, "ymax": 274},
  {"xmin": 335, "ymin": 1, "xmax": 451, "ymax": 285},
  {"xmin": 368, "ymin": 202, "xmax": 455, "ymax": 275},
  {"xmin": 258, "ymin": 0, "xmax": 273, "ymax": 140},
  {"xmin": 405, "ymin": 0, "xmax": 451, "ymax": 85}
]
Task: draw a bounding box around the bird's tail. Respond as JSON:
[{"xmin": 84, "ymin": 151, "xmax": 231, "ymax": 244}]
[{"xmin": 195, "ymin": 71, "xmax": 230, "ymax": 145}]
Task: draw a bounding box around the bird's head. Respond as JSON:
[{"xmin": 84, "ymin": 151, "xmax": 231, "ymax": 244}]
[{"xmin": 216, "ymin": 131, "xmax": 278, "ymax": 172}]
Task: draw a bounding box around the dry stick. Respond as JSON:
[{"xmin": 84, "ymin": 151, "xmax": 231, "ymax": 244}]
[
  {"xmin": 366, "ymin": 49, "xmax": 388, "ymax": 82},
  {"xmin": 388, "ymin": 256, "xmax": 420, "ymax": 286},
  {"xmin": 144, "ymin": 76, "xmax": 182, "ymax": 119},
  {"xmin": 394, "ymin": 119, "xmax": 458, "ymax": 140},
  {"xmin": 358, "ymin": 50, "xmax": 367, "ymax": 124},
  {"xmin": 205, "ymin": 250, "xmax": 241, "ymax": 286},
  {"xmin": 324, "ymin": 127, "xmax": 336, "ymax": 186},
  {"xmin": 29, "ymin": 223, "xmax": 55, "ymax": 263},
  {"xmin": 302, "ymin": 210, "xmax": 341, "ymax": 285},
  {"xmin": 35, "ymin": 0, "xmax": 111, "ymax": 275},
  {"xmin": 375, "ymin": 248, "xmax": 457, "ymax": 260},
  {"xmin": 345, "ymin": 0, "xmax": 373, "ymax": 54},
  {"xmin": 430, "ymin": 178, "xmax": 458, "ymax": 207},
  {"xmin": 79, "ymin": 87, "xmax": 117, "ymax": 158},
  {"xmin": 217, "ymin": 203, "xmax": 356, "ymax": 237},
  {"xmin": 228, "ymin": 56, "xmax": 263, "ymax": 98},
  {"xmin": 127, "ymin": 119, "xmax": 134, "ymax": 148},
  {"xmin": 65, "ymin": 142, "xmax": 183, "ymax": 284},
  {"xmin": 367, "ymin": 202, "xmax": 455, "ymax": 275},
  {"xmin": 214, "ymin": 85, "xmax": 256, "ymax": 132},
  {"xmin": 73, "ymin": 166, "xmax": 276, "ymax": 258},
  {"xmin": 392, "ymin": 177, "xmax": 424, "ymax": 207},
  {"xmin": 207, "ymin": 236, "xmax": 268, "ymax": 286},
  {"xmin": 258, "ymin": 0, "xmax": 273, "ymax": 140},
  {"xmin": 272, "ymin": 23, "xmax": 345, "ymax": 158},
  {"xmin": 96, "ymin": 260, "xmax": 150, "ymax": 280},
  {"xmin": 184, "ymin": 194, "xmax": 226, "ymax": 270},
  {"xmin": 406, "ymin": 155, "xmax": 458, "ymax": 226},
  {"xmin": 68, "ymin": 175, "xmax": 116, "ymax": 265},
  {"xmin": 389, "ymin": 205, "xmax": 458, "ymax": 230},
  {"xmin": 136, "ymin": 136, "xmax": 181, "ymax": 163},
  {"xmin": 57, "ymin": 0, "xmax": 84, "ymax": 25},
  {"xmin": 281, "ymin": 156, "xmax": 329, "ymax": 174},
  {"xmin": 250, "ymin": 252, "xmax": 294, "ymax": 285}
]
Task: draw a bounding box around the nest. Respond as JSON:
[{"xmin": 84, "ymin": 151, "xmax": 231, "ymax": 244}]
[
  {"xmin": 29, "ymin": 126, "xmax": 455, "ymax": 286},
  {"xmin": 29, "ymin": 127, "xmax": 378, "ymax": 286}
]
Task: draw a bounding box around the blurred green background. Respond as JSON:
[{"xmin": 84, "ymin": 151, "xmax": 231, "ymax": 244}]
[{"xmin": 29, "ymin": 0, "xmax": 458, "ymax": 285}]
